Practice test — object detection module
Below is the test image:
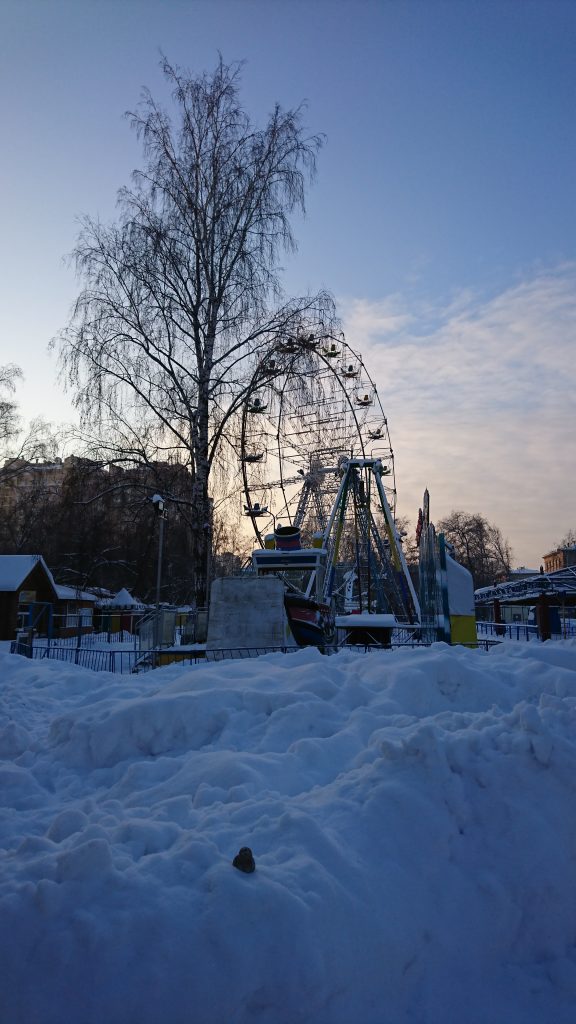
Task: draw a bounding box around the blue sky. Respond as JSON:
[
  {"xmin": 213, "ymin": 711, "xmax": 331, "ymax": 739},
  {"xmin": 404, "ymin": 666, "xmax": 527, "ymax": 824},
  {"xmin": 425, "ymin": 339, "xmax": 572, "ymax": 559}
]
[{"xmin": 1, "ymin": 0, "xmax": 575, "ymax": 565}]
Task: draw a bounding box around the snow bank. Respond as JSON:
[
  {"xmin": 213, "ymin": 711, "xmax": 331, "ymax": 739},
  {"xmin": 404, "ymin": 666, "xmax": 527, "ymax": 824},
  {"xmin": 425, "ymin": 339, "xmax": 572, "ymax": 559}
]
[{"xmin": 2, "ymin": 642, "xmax": 576, "ymax": 1023}]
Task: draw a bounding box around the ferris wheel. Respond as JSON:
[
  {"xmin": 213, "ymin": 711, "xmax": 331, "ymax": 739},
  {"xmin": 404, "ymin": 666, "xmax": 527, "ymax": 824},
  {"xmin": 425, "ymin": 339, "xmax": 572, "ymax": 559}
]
[{"xmin": 238, "ymin": 329, "xmax": 396, "ymax": 547}]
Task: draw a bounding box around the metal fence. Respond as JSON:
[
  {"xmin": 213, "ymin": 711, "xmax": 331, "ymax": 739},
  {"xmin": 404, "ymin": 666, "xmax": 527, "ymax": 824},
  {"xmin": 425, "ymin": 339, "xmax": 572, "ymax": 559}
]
[
  {"xmin": 10, "ymin": 637, "xmax": 499, "ymax": 673},
  {"xmin": 476, "ymin": 620, "xmax": 576, "ymax": 642},
  {"xmin": 10, "ymin": 641, "xmax": 139, "ymax": 674}
]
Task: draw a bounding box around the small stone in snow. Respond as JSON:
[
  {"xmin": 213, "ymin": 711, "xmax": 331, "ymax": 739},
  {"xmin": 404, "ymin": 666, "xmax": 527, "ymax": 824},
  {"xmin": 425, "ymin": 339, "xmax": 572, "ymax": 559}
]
[{"xmin": 233, "ymin": 847, "xmax": 255, "ymax": 873}]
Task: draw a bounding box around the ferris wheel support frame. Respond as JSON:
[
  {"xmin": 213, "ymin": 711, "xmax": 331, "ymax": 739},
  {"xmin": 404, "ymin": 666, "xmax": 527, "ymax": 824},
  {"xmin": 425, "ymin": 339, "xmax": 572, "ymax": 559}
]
[{"xmin": 321, "ymin": 457, "xmax": 420, "ymax": 624}]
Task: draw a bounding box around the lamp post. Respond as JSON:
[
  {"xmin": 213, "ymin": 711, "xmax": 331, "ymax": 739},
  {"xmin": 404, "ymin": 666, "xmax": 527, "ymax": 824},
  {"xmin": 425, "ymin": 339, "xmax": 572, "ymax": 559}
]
[{"xmin": 151, "ymin": 494, "xmax": 167, "ymax": 650}]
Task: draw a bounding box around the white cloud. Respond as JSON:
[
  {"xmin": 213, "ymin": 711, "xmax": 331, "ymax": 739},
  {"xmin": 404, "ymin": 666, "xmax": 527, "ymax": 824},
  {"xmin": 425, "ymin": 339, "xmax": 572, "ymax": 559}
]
[
  {"xmin": 340, "ymin": 265, "xmax": 576, "ymax": 566},
  {"xmin": 340, "ymin": 296, "xmax": 416, "ymax": 336}
]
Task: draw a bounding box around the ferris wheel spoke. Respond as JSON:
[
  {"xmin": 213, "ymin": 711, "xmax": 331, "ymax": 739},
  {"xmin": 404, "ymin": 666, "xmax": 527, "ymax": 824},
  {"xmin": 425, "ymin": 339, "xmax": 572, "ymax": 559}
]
[{"xmin": 237, "ymin": 331, "xmax": 398, "ymax": 548}]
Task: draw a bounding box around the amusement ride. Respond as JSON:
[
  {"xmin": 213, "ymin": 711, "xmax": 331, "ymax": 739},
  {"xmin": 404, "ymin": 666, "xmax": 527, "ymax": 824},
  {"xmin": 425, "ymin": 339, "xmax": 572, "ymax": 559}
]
[{"xmin": 232, "ymin": 327, "xmax": 421, "ymax": 647}]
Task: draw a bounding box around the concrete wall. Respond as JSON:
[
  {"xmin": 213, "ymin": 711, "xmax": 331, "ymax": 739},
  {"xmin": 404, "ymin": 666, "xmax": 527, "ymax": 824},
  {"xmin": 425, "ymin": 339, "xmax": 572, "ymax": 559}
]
[{"xmin": 207, "ymin": 577, "xmax": 295, "ymax": 652}]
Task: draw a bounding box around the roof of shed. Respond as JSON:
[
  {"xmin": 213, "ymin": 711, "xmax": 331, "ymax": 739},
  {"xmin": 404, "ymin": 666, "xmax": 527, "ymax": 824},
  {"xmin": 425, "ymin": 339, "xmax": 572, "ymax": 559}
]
[{"xmin": 0, "ymin": 555, "xmax": 57, "ymax": 595}]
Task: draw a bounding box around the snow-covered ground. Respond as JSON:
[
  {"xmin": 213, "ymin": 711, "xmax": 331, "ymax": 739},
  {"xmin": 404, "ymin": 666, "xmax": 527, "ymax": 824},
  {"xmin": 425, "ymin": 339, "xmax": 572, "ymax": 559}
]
[{"xmin": 1, "ymin": 641, "xmax": 576, "ymax": 1024}]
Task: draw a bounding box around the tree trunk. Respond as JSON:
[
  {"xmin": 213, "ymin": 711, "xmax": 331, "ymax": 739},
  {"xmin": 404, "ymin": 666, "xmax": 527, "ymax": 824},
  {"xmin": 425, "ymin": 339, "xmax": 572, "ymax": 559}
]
[{"xmin": 192, "ymin": 373, "xmax": 212, "ymax": 607}]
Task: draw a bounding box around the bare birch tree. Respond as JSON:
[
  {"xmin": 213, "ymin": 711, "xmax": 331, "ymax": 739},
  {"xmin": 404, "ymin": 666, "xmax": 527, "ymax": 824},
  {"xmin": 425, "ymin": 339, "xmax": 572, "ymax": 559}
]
[{"xmin": 57, "ymin": 57, "xmax": 335, "ymax": 605}]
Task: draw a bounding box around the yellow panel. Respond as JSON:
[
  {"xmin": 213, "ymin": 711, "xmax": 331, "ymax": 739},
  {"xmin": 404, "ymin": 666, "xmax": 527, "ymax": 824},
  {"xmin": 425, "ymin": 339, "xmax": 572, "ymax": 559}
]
[{"xmin": 450, "ymin": 615, "xmax": 477, "ymax": 646}]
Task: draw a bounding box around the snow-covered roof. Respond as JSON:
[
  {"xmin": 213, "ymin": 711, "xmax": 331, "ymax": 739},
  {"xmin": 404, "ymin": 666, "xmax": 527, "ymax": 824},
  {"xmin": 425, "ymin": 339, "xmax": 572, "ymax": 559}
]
[
  {"xmin": 0, "ymin": 554, "xmax": 57, "ymax": 594},
  {"xmin": 54, "ymin": 584, "xmax": 98, "ymax": 603},
  {"xmin": 88, "ymin": 587, "xmax": 115, "ymax": 600},
  {"xmin": 100, "ymin": 587, "xmax": 146, "ymax": 609}
]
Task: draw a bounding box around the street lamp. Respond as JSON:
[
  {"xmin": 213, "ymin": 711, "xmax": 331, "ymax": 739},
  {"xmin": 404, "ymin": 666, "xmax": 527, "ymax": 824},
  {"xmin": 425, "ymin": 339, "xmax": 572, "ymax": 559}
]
[{"xmin": 151, "ymin": 494, "xmax": 167, "ymax": 650}]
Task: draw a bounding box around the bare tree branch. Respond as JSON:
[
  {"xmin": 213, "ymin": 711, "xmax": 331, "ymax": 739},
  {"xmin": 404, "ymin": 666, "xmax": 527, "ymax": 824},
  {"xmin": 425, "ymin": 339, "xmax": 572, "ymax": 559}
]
[{"xmin": 437, "ymin": 510, "xmax": 513, "ymax": 588}]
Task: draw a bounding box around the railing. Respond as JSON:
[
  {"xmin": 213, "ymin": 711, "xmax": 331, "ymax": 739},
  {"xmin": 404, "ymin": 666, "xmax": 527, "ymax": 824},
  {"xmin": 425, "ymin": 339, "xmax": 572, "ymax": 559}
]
[
  {"xmin": 477, "ymin": 621, "xmax": 539, "ymax": 641},
  {"xmin": 10, "ymin": 637, "xmax": 498, "ymax": 672},
  {"xmin": 39, "ymin": 630, "xmax": 138, "ymax": 649},
  {"xmin": 347, "ymin": 638, "xmax": 501, "ymax": 652},
  {"xmin": 476, "ymin": 621, "xmax": 576, "ymax": 642},
  {"xmin": 10, "ymin": 641, "xmax": 139, "ymax": 674}
]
